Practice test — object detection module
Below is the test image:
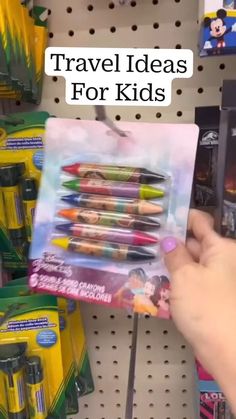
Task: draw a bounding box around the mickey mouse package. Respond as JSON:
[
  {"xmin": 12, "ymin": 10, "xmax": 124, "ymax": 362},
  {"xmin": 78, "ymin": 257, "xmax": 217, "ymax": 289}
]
[
  {"xmin": 199, "ymin": 0, "xmax": 236, "ymax": 56},
  {"xmin": 29, "ymin": 118, "xmax": 198, "ymax": 319}
]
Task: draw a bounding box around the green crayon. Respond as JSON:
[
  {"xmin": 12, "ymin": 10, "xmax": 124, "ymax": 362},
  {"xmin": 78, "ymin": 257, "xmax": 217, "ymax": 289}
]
[{"xmin": 62, "ymin": 178, "xmax": 164, "ymax": 199}]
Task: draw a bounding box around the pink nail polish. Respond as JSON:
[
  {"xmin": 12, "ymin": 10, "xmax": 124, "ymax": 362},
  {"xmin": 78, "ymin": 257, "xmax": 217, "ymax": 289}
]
[{"xmin": 161, "ymin": 237, "xmax": 178, "ymax": 254}]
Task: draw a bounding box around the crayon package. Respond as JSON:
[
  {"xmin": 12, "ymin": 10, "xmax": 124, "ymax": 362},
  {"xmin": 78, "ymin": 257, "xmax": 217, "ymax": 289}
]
[
  {"xmin": 193, "ymin": 106, "xmax": 220, "ymax": 207},
  {"xmin": 5, "ymin": 279, "xmax": 94, "ymax": 412},
  {"xmin": 199, "ymin": 0, "xmax": 236, "ymax": 57},
  {"xmin": 29, "ymin": 118, "xmax": 199, "ymax": 318},
  {"xmin": 0, "ymin": 291, "xmax": 66, "ymax": 419},
  {"xmin": 0, "ymin": 111, "xmax": 49, "ymax": 270},
  {"xmin": 0, "ymin": 0, "xmax": 48, "ymax": 103},
  {"xmin": 216, "ymin": 81, "xmax": 236, "ymax": 238},
  {"xmin": 196, "ymin": 362, "xmax": 234, "ymax": 418}
]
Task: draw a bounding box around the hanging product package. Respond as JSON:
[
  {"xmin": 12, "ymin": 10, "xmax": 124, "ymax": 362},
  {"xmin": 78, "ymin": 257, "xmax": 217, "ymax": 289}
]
[{"xmin": 29, "ymin": 118, "xmax": 199, "ymax": 318}]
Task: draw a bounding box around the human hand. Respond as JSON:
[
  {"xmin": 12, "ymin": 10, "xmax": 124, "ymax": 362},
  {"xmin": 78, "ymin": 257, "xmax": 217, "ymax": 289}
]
[{"xmin": 161, "ymin": 210, "xmax": 236, "ymax": 411}]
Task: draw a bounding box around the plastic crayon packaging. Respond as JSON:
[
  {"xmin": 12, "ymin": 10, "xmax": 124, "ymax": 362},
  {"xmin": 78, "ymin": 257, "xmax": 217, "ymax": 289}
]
[
  {"xmin": 0, "ymin": 111, "xmax": 49, "ymax": 270},
  {"xmin": 196, "ymin": 361, "xmax": 234, "ymax": 418},
  {"xmin": 5, "ymin": 278, "xmax": 94, "ymax": 409},
  {"xmin": 29, "ymin": 119, "xmax": 199, "ymax": 318},
  {"xmin": 0, "ymin": 291, "xmax": 66, "ymax": 419},
  {"xmin": 0, "ymin": 1, "xmax": 48, "ymax": 103}
]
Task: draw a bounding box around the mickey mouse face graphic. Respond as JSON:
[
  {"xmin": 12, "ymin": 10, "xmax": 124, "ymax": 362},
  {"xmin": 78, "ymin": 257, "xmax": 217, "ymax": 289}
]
[
  {"xmin": 210, "ymin": 16, "xmax": 227, "ymax": 38},
  {"xmin": 204, "ymin": 8, "xmax": 236, "ymax": 49}
]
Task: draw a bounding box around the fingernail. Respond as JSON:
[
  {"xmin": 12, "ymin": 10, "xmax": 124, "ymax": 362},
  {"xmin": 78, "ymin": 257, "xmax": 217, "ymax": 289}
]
[{"xmin": 161, "ymin": 236, "xmax": 178, "ymax": 254}]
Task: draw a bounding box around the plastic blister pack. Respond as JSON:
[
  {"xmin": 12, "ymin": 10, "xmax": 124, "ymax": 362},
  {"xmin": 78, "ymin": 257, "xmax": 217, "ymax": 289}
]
[{"xmin": 29, "ymin": 118, "xmax": 199, "ymax": 318}]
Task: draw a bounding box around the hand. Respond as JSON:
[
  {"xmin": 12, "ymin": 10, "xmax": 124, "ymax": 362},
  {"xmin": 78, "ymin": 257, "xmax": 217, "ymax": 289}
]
[{"xmin": 161, "ymin": 209, "xmax": 236, "ymax": 412}]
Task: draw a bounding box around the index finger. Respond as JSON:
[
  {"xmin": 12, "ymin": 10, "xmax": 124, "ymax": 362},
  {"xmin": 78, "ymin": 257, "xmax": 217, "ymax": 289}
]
[{"xmin": 187, "ymin": 209, "xmax": 219, "ymax": 247}]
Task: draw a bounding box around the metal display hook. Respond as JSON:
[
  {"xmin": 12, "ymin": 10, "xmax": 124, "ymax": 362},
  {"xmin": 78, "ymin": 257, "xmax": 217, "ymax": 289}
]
[{"xmin": 94, "ymin": 105, "xmax": 127, "ymax": 137}]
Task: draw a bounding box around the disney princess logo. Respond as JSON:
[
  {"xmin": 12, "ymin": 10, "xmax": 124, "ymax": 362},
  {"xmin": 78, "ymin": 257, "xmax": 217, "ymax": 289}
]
[{"xmin": 200, "ymin": 130, "xmax": 218, "ymax": 146}]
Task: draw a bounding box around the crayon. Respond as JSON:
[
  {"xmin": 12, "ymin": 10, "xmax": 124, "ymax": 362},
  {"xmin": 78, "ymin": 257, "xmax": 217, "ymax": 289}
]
[
  {"xmin": 22, "ymin": 178, "xmax": 37, "ymax": 242},
  {"xmin": 62, "ymin": 178, "xmax": 164, "ymax": 199},
  {"xmin": 0, "ymin": 343, "xmax": 27, "ymax": 419},
  {"xmin": 52, "ymin": 236, "xmax": 155, "ymax": 261},
  {"xmin": 57, "ymin": 208, "xmax": 160, "ymax": 231},
  {"xmin": 0, "ymin": 165, "xmax": 25, "ymax": 246},
  {"xmin": 62, "ymin": 163, "xmax": 166, "ymax": 184},
  {"xmin": 56, "ymin": 223, "xmax": 158, "ymax": 245},
  {"xmin": 61, "ymin": 194, "xmax": 163, "ymax": 215},
  {"xmin": 26, "ymin": 356, "xmax": 47, "ymax": 419}
]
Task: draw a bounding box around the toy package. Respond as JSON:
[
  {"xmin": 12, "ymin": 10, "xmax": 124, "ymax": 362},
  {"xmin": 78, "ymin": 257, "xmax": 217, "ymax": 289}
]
[
  {"xmin": 196, "ymin": 361, "xmax": 234, "ymax": 418},
  {"xmin": 193, "ymin": 106, "xmax": 220, "ymax": 207},
  {"xmin": 0, "ymin": 292, "xmax": 66, "ymax": 419},
  {"xmin": 0, "ymin": 111, "xmax": 49, "ymax": 270},
  {"xmin": 199, "ymin": 0, "xmax": 236, "ymax": 56},
  {"xmin": 29, "ymin": 118, "xmax": 198, "ymax": 318},
  {"xmin": 215, "ymin": 81, "xmax": 236, "ymax": 238}
]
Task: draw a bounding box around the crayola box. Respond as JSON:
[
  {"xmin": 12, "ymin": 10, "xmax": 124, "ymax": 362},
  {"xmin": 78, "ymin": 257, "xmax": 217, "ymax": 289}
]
[
  {"xmin": 0, "ymin": 293, "xmax": 66, "ymax": 419},
  {"xmin": 1, "ymin": 282, "xmax": 79, "ymax": 415}
]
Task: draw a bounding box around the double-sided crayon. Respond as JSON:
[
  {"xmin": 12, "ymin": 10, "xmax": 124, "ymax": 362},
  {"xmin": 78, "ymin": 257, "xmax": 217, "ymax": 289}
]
[
  {"xmin": 56, "ymin": 223, "xmax": 158, "ymax": 245},
  {"xmin": 57, "ymin": 208, "xmax": 160, "ymax": 231},
  {"xmin": 62, "ymin": 179, "xmax": 164, "ymax": 199},
  {"xmin": 26, "ymin": 356, "xmax": 47, "ymax": 419},
  {"xmin": 62, "ymin": 163, "xmax": 166, "ymax": 184},
  {"xmin": 52, "ymin": 236, "xmax": 155, "ymax": 261},
  {"xmin": 61, "ymin": 194, "xmax": 163, "ymax": 215},
  {"xmin": 22, "ymin": 178, "xmax": 37, "ymax": 242}
]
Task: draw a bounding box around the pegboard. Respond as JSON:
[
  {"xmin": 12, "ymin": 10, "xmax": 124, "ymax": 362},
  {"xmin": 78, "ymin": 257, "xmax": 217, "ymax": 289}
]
[{"xmin": 15, "ymin": 0, "xmax": 236, "ymax": 417}]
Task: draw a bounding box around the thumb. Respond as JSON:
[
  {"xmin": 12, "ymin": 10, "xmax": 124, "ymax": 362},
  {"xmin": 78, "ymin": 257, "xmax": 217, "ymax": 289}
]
[{"xmin": 160, "ymin": 236, "xmax": 195, "ymax": 276}]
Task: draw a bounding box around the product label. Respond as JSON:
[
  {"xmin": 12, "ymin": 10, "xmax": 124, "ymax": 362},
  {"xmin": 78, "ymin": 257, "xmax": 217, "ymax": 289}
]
[
  {"xmin": 4, "ymin": 370, "xmax": 26, "ymax": 413},
  {"xmin": 28, "ymin": 382, "xmax": 47, "ymax": 418},
  {"xmin": 2, "ymin": 189, "xmax": 24, "ymax": 228}
]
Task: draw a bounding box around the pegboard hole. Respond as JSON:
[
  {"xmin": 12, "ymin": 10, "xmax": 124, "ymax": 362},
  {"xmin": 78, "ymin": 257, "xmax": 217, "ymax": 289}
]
[
  {"xmin": 147, "ymin": 360, "xmax": 152, "ymax": 365},
  {"xmin": 94, "ymin": 330, "xmax": 99, "ymax": 335},
  {"xmin": 109, "ymin": 2, "xmax": 115, "ymax": 8},
  {"xmin": 49, "ymin": 32, "xmax": 54, "ymax": 38},
  {"xmin": 145, "ymin": 314, "xmax": 150, "ymax": 319},
  {"xmin": 16, "ymin": 100, "xmax": 21, "ymax": 106},
  {"xmin": 165, "ymin": 389, "xmax": 170, "ymax": 393},
  {"xmin": 182, "ymin": 374, "xmax": 187, "ymax": 379},
  {"xmin": 165, "ymin": 374, "xmax": 170, "ymax": 379},
  {"xmin": 149, "ymin": 403, "xmax": 154, "ymax": 408},
  {"xmin": 66, "ymin": 7, "xmax": 72, "ymax": 13},
  {"xmin": 177, "ymin": 111, "xmax": 182, "ymax": 117},
  {"xmin": 111, "ymin": 330, "xmax": 116, "ymax": 335},
  {"xmin": 135, "ymin": 113, "xmax": 141, "ymax": 120},
  {"xmin": 146, "ymin": 345, "xmax": 151, "ymax": 350},
  {"xmin": 219, "ymin": 63, "xmax": 225, "ymax": 70},
  {"xmin": 95, "ymin": 346, "xmax": 100, "ymax": 350},
  {"xmin": 182, "ymin": 389, "xmax": 187, "ymax": 393},
  {"xmin": 128, "ymin": 330, "xmax": 133, "ymax": 334},
  {"xmin": 132, "ymin": 25, "xmax": 138, "ymax": 31},
  {"xmin": 99, "ymin": 390, "xmax": 104, "ymax": 394},
  {"xmin": 68, "ymin": 30, "xmax": 74, "ymax": 37},
  {"xmin": 197, "ymin": 65, "xmax": 203, "ymax": 71},
  {"xmin": 114, "ymin": 375, "xmax": 119, "ymax": 379},
  {"xmin": 96, "ymin": 361, "xmax": 101, "ymax": 365},
  {"xmin": 163, "ymin": 330, "xmax": 168, "ymax": 335},
  {"xmin": 175, "ymin": 0, "xmax": 181, "ymax": 2},
  {"xmin": 175, "ymin": 44, "xmax": 182, "ymax": 49},
  {"xmin": 89, "ymin": 28, "xmax": 95, "ymax": 35},
  {"xmin": 131, "ymin": 1, "xmax": 137, "ymax": 6},
  {"xmin": 198, "ymin": 88, "xmax": 204, "ymax": 94},
  {"xmin": 145, "ymin": 330, "xmax": 151, "ymax": 334},
  {"xmin": 156, "ymin": 112, "xmax": 162, "ymax": 119},
  {"xmin": 164, "ymin": 360, "xmax": 169, "ymax": 364},
  {"xmin": 148, "ymin": 389, "xmax": 153, "ymax": 393},
  {"xmin": 154, "ymin": 45, "xmax": 160, "ymax": 49},
  {"xmin": 84, "ymin": 403, "xmax": 88, "ymax": 408},
  {"xmin": 115, "ymin": 389, "xmax": 120, "ymax": 393},
  {"xmin": 153, "ymin": 22, "xmax": 159, "ymax": 29},
  {"xmin": 116, "ymin": 404, "xmax": 121, "ymax": 408},
  {"xmin": 175, "ymin": 20, "xmax": 181, "ymax": 27},
  {"xmin": 113, "ymin": 360, "xmax": 118, "ymax": 365},
  {"xmin": 48, "ymin": 9, "xmax": 51, "ymax": 15},
  {"xmin": 98, "ymin": 375, "xmax": 102, "ymax": 379},
  {"xmin": 54, "ymin": 97, "xmax": 60, "ymax": 104},
  {"xmin": 133, "ymin": 403, "xmax": 137, "ymax": 408},
  {"xmin": 163, "ymin": 345, "xmax": 169, "ymax": 349},
  {"xmin": 152, "ymin": 0, "xmax": 158, "ymax": 4},
  {"xmin": 100, "ymin": 403, "xmax": 104, "ymax": 407},
  {"xmin": 92, "ymin": 315, "xmax": 97, "ymax": 319},
  {"xmin": 181, "ymin": 360, "xmax": 187, "ymax": 364},
  {"xmin": 148, "ymin": 374, "xmax": 153, "ymax": 379},
  {"xmin": 181, "ymin": 345, "xmax": 186, "ymax": 349},
  {"xmin": 110, "ymin": 26, "xmax": 116, "ymax": 33},
  {"xmin": 166, "ymin": 403, "xmax": 170, "ymax": 407},
  {"xmin": 52, "ymin": 76, "xmax": 58, "ymax": 82},
  {"xmin": 115, "ymin": 115, "xmax": 121, "ymax": 121},
  {"xmin": 112, "ymin": 345, "xmax": 117, "ymax": 350},
  {"xmin": 219, "ymin": 86, "xmax": 222, "ymax": 92},
  {"xmin": 176, "ymin": 89, "xmax": 182, "ymax": 95},
  {"xmin": 110, "ymin": 314, "xmax": 115, "ymax": 319},
  {"xmin": 87, "ymin": 4, "xmax": 94, "ymax": 11},
  {"xmin": 182, "ymin": 403, "xmax": 187, "ymax": 407}
]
